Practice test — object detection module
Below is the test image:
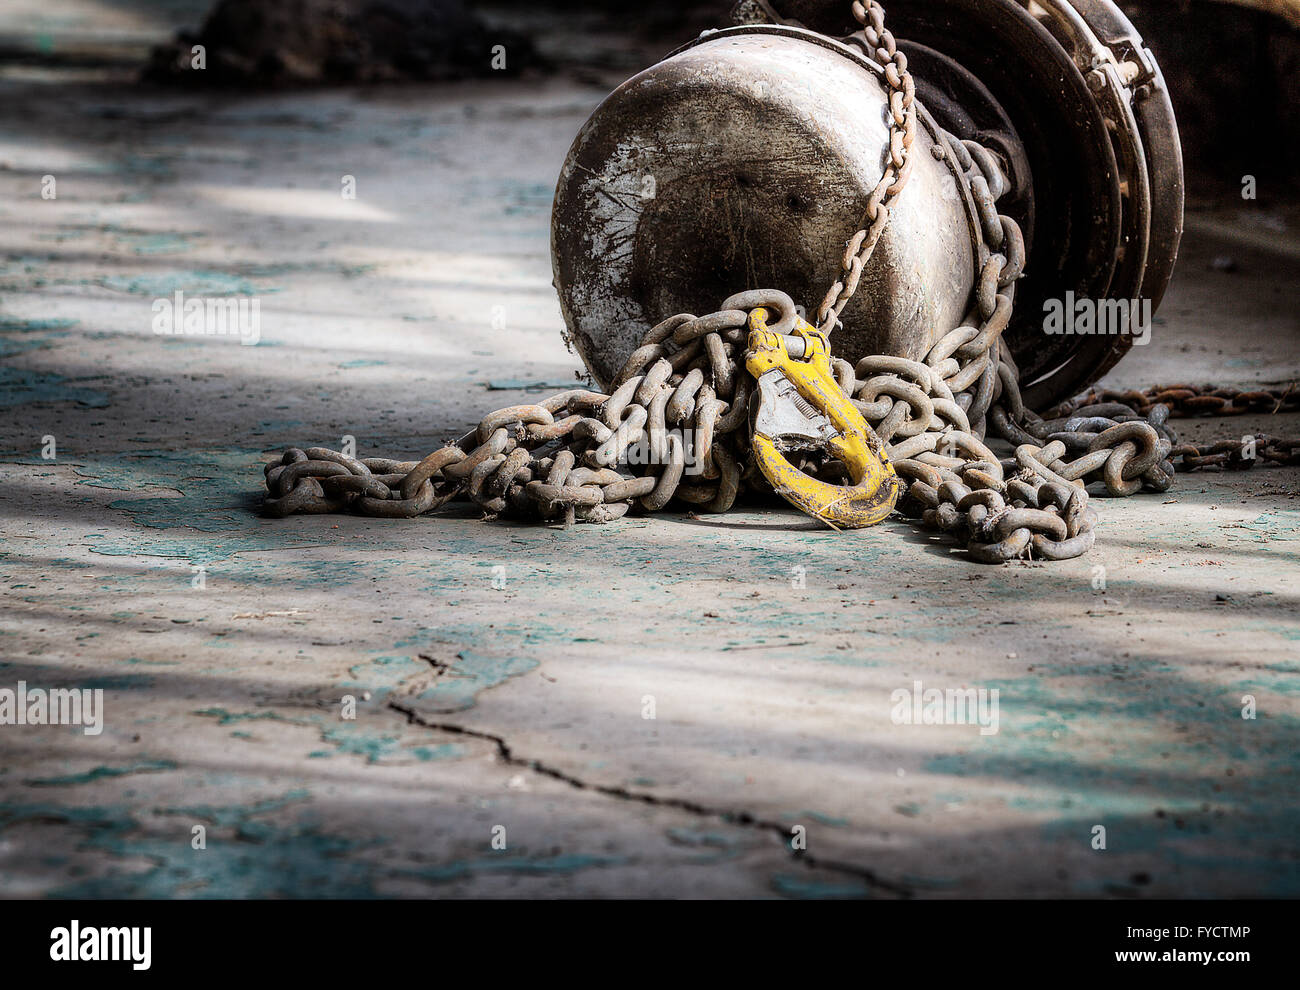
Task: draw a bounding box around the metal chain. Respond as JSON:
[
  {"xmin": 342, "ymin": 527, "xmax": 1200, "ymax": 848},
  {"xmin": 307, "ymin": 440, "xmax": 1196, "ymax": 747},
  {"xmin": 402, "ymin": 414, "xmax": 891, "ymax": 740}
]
[
  {"xmin": 814, "ymin": 0, "xmax": 917, "ymax": 332},
  {"xmin": 1058, "ymin": 383, "xmax": 1300, "ymax": 419},
  {"xmin": 263, "ymin": 293, "xmax": 764, "ymax": 526},
  {"xmin": 261, "ymin": 0, "xmax": 1295, "ymax": 563},
  {"xmin": 832, "ymin": 126, "xmax": 1112, "ymax": 562},
  {"xmin": 1044, "ymin": 384, "xmax": 1300, "ymax": 471}
]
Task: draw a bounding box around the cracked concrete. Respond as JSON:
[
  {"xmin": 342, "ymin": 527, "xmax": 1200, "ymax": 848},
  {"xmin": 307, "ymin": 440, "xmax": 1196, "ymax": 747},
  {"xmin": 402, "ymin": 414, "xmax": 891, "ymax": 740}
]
[
  {"xmin": 388, "ymin": 698, "xmax": 912, "ymax": 895},
  {"xmin": 0, "ymin": 0, "xmax": 1298, "ymax": 898}
]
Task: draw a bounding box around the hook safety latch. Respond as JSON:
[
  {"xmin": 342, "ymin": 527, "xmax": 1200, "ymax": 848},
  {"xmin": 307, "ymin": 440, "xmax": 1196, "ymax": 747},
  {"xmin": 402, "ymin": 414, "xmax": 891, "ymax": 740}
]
[{"xmin": 744, "ymin": 308, "xmax": 899, "ymax": 529}]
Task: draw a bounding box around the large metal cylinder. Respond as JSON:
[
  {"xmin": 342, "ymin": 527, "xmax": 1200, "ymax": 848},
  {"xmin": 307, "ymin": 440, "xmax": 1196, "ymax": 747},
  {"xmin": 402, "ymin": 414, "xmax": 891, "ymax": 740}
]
[
  {"xmin": 552, "ymin": 27, "xmax": 977, "ymax": 392},
  {"xmin": 550, "ymin": 0, "xmax": 1184, "ymax": 410}
]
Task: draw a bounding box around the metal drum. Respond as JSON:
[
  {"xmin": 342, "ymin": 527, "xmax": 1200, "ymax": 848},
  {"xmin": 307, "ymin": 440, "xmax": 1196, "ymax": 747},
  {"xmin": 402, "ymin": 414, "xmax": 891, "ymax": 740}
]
[
  {"xmin": 552, "ymin": 26, "xmax": 977, "ymax": 391},
  {"xmin": 551, "ymin": 0, "xmax": 1184, "ymax": 410}
]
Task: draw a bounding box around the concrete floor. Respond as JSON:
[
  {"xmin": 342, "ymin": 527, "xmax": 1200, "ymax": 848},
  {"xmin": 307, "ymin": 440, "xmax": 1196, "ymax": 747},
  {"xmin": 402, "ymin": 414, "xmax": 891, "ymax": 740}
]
[{"xmin": 1, "ymin": 3, "xmax": 1298, "ymax": 898}]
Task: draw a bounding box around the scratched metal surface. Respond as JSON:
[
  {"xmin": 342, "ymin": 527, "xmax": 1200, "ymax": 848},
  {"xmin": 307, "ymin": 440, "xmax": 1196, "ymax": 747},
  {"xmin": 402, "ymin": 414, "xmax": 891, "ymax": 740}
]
[{"xmin": 0, "ymin": 3, "xmax": 1298, "ymax": 898}]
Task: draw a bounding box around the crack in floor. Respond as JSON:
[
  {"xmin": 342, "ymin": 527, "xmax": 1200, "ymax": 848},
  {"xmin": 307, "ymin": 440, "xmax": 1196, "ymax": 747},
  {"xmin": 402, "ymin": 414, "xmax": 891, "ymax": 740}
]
[
  {"xmin": 416, "ymin": 652, "xmax": 453, "ymax": 676},
  {"xmin": 388, "ymin": 698, "xmax": 913, "ymax": 897}
]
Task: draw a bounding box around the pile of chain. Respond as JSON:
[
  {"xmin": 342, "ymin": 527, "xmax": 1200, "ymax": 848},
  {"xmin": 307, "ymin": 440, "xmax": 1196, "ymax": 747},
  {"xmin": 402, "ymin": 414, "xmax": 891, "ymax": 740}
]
[
  {"xmin": 260, "ymin": 0, "xmax": 1296, "ymax": 563},
  {"xmin": 259, "ymin": 129, "xmax": 1159, "ymax": 565}
]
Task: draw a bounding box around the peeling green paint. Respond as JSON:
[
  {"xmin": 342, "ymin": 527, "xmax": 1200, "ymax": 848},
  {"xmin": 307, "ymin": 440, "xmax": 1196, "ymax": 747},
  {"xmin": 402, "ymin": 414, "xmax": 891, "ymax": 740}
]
[
  {"xmin": 25, "ymin": 760, "xmax": 177, "ymax": 787},
  {"xmin": 98, "ymin": 271, "xmax": 262, "ymax": 297}
]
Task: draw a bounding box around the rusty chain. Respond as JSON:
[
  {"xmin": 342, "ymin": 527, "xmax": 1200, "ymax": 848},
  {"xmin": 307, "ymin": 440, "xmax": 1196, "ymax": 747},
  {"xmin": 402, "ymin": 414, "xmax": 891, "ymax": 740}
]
[
  {"xmin": 815, "ymin": 0, "xmax": 916, "ymax": 332},
  {"xmin": 264, "ymin": 295, "xmax": 761, "ymax": 527},
  {"xmin": 1057, "ymin": 383, "xmax": 1299, "ymax": 419},
  {"xmin": 1042, "ymin": 384, "xmax": 1300, "ymax": 471},
  {"xmin": 262, "ymin": 0, "xmax": 1297, "ymax": 563},
  {"xmin": 835, "ymin": 125, "xmax": 1113, "ymax": 562}
]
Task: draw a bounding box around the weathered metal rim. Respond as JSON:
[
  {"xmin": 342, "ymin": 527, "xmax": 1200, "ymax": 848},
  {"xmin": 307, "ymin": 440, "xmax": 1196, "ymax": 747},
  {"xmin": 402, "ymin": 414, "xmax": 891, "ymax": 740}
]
[
  {"xmin": 1020, "ymin": 0, "xmax": 1185, "ymax": 408},
  {"xmin": 748, "ymin": 0, "xmax": 1184, "ymax": 410}
]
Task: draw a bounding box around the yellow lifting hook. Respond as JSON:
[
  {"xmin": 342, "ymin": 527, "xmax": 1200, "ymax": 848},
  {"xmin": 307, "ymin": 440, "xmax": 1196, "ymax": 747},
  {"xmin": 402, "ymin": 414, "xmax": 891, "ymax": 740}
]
[{"xmin": 745, "ymin": 308, "xmax": 900, "ymax": 529}]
